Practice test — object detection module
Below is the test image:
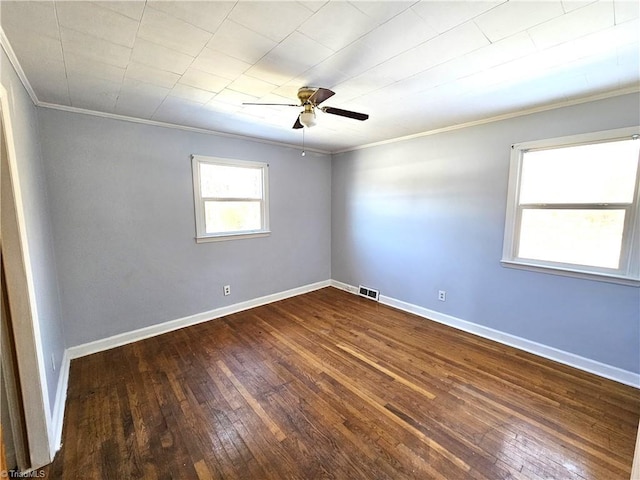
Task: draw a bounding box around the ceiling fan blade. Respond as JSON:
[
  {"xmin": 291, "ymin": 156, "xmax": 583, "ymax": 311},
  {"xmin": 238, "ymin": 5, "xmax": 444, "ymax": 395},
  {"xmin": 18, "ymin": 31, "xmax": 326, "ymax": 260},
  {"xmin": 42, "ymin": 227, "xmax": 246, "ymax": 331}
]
[
  {"xmin": 321, "ymin": 106, "xmax": 369, "ymax": 121},
  {"xmin": 243, "ymin": 102, "xmax": 300, "ymax": 107},
  {"xmin": 308, "ymin": 88, "xmax": 335, "ymax": 105},
  {"xmin": 292, "ymin": 116, "xmax": 303, "ymax": 129}
]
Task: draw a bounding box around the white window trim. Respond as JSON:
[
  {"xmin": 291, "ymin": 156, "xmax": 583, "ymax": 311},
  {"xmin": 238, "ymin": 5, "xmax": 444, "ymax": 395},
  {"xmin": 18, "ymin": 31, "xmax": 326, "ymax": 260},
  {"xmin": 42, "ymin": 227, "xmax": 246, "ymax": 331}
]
[
  {"xmin": 191, "ymin": 155, "xmax": 270, "ymax": 243},
  {"xmin": 501, "ymin": 126, "xmax": 640, "ymax": 286}
]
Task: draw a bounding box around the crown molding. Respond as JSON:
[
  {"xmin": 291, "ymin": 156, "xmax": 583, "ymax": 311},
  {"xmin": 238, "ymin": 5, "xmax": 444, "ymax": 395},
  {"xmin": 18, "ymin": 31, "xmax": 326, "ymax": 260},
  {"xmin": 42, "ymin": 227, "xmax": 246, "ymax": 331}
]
[
  {"xmin": 37, "ymin": 101, "xmax": 332, "ymax": 155},
  {"xmin": 0, "ymin": 27, "xmax": 39, "ymax": 105},
  {"xmin": 0, "ymin": 27, "xmax": 330, "ymax": 155},
  {"xmin": 332, "ymin": 86, "xmax": 640, "ymax": 154},
  {"xmin": 2, "ymin": 25, "xmax": 637, "ymax": 157}
]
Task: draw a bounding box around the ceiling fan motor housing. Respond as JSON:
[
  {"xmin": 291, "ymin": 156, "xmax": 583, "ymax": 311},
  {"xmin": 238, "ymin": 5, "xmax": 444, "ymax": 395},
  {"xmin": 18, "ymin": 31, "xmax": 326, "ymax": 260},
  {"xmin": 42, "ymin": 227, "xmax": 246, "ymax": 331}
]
[{"xmin": 297, "ymin": 87, "xmax": 316, "ymax": 104}]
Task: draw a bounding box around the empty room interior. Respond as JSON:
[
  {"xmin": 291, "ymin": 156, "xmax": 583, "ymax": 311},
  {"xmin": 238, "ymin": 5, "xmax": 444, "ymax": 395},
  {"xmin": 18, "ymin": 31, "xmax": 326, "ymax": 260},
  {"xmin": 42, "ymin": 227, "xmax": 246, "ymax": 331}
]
[{"xmin": 1, "ymin": 0, "xmax": 640, "ymax": 478}]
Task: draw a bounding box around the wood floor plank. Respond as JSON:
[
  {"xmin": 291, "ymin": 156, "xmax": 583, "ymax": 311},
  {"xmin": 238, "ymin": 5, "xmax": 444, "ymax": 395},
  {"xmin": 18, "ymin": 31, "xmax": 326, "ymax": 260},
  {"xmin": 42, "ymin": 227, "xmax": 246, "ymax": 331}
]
[{"xmin": 46, "ymin": 287, "xmax": 640, "ymax": 479}]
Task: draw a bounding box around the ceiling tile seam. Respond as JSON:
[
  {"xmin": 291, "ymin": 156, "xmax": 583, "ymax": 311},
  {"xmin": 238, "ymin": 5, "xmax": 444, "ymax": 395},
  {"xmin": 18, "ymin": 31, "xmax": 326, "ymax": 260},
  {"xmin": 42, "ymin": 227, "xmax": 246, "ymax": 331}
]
[
  {"xmin": 339, "ymin": 6, "xmax": 622, "ymax": 107},
  {"xmin": 116, "ymin": 0, "xmax": 147, "ymax": 115},
  {"xmin": 385, "ymin": 30, "xmax": 538, "ymax": 100},
  {"xmin": 229, "ymin": 5, "xmax": 318, "ymax": 73},
  {"xmin": 337, "ymin": 28, "xmax": 496, "ymax": 106},
  {"xmin": 349, "ymin": 0, "xmax": 419, "ymax": 24},
  {"xmin": 5, "ymin": 3, "xmax": 637, "ymax": 154},
  {"xmin": 257, "ymin": 29, "xmax": 340, "ymax": 88},
  {"xmin": 288, "ymin": 4, "xmax": 426, "ymax": 84},
  {"xmin": 131, "ymin": 4, "xmax": 198, "ymax": 121},
  {"xmin": 138, "ymin": 4, "xmax": 216, "ymax": 59},
  {"xmin": 83, "ymin": 0, "xmax": 142, "ymax": 47},
  {"xmin": 135, "ymin": 3, "xmax": 272, "ymax": 114},
  {"xmin": 56, "ymin": 5, "xmax": 138, "ymax": 50},
  {"xmin": 412, "ymin": 0, "xmax": 508, "ymax": 38},
  {"xmin": 58, "ymin": 24, "xmax": 135, "ymax": 65},
  {"xmin": 53, "ymin": 0, "xmax": 72, "ymax": 106},
  {"xmin": 60, "ymin": 18, "xmax": 212, "ymax": 81},
  {"xmin": 126, "ymin": 1, "xmax": 237, "ymax": 121},
  {"xmin": 613, "ymin": 0, "xmax": 628, "ymax": 25},
  {"xmin": 207, "ymin": 18, "xmax": 274, "ymax": 66},
  {"xmin": 54, "ymin": 21, "xmax": 138, "ymax": 89},
  {"xmin": 243, "ymin": 1, "xmax": 415, "ymax": 87},
  {"xmin": 178, "ymin": 4, "xmax": 256, "ymax": 103},
  {"xmin": 324, "ymin": 19, "xmax": 492, "ymax": 102},
  {"xmin": 474, "ymin": 19, "xmax": 495, "ymax": 45},
  {"xmin": 526, "ymin": 2, "xmax": 618, "ymax": 51},
  {"xmin": 92, "ymin": 0, "xmax": 144, "ymax": 22},
  {"xmin": 238, "ymin": 1, "xmax": 422, "ymax": 92},
  {"xmin": 298, "ymin": 1, "xmax": 323, "ymax": 15}
]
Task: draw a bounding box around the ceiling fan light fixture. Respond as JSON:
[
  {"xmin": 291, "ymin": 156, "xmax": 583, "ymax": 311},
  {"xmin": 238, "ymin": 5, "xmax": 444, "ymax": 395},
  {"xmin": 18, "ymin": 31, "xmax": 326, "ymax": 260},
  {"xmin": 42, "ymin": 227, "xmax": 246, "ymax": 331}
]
[{"xmin": 299, "ymin": 110, "xmax": 316, "ymax": 128}]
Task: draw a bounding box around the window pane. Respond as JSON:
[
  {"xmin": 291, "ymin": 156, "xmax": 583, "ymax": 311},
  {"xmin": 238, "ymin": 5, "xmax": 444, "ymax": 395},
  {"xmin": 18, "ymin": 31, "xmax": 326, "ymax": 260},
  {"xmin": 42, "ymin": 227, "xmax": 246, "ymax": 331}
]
[
  {"xmin": 518, "ymin": 209, "xmax": 625, "ymax": 269},
  {"xmin": 204, "ymin": 201, "xmax": 262, "ymax": 233},
  {"xmin": 200, "ymin": 164, "xmax": 263, "ymax": 199},
  {"xmin": 519, "ymin": 139, "xmax": 639, "ymax": 204}
]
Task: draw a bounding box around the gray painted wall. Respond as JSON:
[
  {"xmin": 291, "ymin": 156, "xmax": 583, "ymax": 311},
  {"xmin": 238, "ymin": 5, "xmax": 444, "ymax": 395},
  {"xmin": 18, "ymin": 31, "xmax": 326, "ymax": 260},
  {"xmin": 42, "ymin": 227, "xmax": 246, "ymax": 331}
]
[
  {"xmin": 1, "ymin": 49, "xmax": 65, "ymax": 414},
  {"xmin": 37, "ymin": 109, "xmax": 332, "ymax": 347},
  {"xmin": 332, "ymin": 93, "xmax": 640, "ymax": 374}
]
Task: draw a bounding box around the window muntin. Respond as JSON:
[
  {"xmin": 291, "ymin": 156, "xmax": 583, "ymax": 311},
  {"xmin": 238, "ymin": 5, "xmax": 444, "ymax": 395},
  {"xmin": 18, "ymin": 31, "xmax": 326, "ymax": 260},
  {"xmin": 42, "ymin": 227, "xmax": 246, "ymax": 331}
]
[
  {"xmin": 192, "ymin": 155, "xmax": 269, "ymax": 242},
  {"xmin": 502, "ymin": 127, "xmax": 640, "ymax": 285}
]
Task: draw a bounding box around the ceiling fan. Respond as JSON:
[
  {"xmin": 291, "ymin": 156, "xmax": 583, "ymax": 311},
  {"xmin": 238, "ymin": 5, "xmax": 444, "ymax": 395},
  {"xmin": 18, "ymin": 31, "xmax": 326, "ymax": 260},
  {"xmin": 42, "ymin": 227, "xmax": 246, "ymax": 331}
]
[{"xmin": 243, "ymin": 87, "xmax": 369, "ymax": 129}]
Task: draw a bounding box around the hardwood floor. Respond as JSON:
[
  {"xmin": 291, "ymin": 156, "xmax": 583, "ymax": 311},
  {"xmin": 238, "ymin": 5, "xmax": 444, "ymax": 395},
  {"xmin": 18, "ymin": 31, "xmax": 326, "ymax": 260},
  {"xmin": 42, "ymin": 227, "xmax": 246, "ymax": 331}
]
[{"xmin": 48, "ymin": 287, "xmax": 639, "ymax": 479}]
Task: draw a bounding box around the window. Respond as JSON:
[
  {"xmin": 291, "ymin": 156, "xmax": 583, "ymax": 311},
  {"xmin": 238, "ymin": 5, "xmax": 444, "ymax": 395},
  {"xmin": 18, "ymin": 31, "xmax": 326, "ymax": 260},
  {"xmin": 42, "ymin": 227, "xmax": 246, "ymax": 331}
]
[
  {"xmin": 192, "ymin": 155, "xmax": 269, "ymax": 242},
  {"xmin": 502, "ymin": 127, "xmax": 640, "ymax": 285}
]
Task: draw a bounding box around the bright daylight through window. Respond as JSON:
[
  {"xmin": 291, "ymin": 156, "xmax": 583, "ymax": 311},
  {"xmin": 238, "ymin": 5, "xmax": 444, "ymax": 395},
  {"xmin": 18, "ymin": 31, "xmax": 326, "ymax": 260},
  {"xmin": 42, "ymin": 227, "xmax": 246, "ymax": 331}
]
[
  {"xmin": 192, "ymin": 155, "xmax": 269, "ymax": 242},
  {"xmin": 502, "ymin": 127, "xmax": 640, "ymax": 285}
]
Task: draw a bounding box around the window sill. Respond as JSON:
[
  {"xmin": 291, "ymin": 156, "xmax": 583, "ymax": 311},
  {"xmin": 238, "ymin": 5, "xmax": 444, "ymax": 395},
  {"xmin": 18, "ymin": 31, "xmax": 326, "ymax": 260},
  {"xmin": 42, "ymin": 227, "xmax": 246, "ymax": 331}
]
[
  {"xmin": 196, "ymin": 231, "xmax": 271, "ymax": 243},
  {"xmin": 500, "ymin": 259, "xmax": 640, "ymax": 287}
]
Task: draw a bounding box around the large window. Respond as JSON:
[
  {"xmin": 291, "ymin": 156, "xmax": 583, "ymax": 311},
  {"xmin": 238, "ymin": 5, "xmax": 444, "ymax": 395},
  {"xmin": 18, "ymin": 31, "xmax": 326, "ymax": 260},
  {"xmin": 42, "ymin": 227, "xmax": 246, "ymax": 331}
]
[
  {"xmin": 502, "ymin": 127, "xmax": 640, "ymax": 285},
  {"xmin": 192, "ymin": 155, "xmax": 270, "ymax": 242}
]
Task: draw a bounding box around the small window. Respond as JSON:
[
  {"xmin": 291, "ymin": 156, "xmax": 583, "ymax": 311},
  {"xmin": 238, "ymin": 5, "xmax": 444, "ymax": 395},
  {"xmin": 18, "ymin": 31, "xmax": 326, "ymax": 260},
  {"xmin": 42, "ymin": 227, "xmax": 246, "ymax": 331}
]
[
  {"xmin": 502, "ymin": 127, "xmax": 640, "ymax": 285},
  {"xmin": 192, "ymin": 155, "xmax": 270, "ymax": 242}
]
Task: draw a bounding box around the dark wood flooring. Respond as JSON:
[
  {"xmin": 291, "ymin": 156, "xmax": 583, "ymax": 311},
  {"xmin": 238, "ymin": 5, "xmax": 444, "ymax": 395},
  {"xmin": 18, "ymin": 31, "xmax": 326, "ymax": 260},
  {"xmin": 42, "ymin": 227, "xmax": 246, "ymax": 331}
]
[{"xmin": 47, "ymin": 287, "xmax": 640, "ymax": 479}]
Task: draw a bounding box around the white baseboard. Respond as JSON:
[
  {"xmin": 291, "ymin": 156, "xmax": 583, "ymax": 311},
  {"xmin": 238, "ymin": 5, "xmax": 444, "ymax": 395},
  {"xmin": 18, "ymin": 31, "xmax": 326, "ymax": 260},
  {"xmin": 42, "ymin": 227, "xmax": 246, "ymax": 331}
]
[
  {"xmin": 50, "ymin": 279, "xmax": 330, "ymax": 456},
  {"xmin": 50, "ymin": 349, "xmax": 70, "ymax": 457},
  {"xmin": 330, "ymin": 280, "xmax": 640, "ymax": 388},
  {"xmin": 50, "ymin": 277, "xmax": 638, "ymax": 458},
  {"xmin": 66, "ymin": 280, "xmax": 331, "ymax": 360}
]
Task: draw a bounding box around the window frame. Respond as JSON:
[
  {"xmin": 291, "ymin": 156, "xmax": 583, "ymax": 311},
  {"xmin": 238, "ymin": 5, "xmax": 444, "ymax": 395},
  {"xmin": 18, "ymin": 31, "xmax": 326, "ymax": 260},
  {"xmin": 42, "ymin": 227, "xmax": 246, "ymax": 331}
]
[
  {"xmin": 501, "ymin": 126, "xmax": 640, "ymax": 286},
  {"xmin": 191, "ymin": 155, "xmax": 270, "ymax": 243}
]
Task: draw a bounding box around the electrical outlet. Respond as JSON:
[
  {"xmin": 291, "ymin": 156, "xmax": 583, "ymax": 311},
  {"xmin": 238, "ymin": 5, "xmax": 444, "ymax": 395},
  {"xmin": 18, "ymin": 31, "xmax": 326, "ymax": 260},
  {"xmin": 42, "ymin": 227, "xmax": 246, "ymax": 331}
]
[
  {"xmin": 438, "ymin": 290, "xmax": 446, "ymax": 302},
  {"xmin": 223, "ymin": 285, "xmax": 231, "ymax": 296}
]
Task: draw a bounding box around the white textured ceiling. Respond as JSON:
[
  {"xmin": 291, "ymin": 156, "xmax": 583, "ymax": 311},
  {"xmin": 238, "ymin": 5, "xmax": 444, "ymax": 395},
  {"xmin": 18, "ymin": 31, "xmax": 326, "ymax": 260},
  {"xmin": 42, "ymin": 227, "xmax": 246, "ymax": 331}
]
[{"xmin": 1, "ymin": 1, "xmax": 638, "ymax": 152}]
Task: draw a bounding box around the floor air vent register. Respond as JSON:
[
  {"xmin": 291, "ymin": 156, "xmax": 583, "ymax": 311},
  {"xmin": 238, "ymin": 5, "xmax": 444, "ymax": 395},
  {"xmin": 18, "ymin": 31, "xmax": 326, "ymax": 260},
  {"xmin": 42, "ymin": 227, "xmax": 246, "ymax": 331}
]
[{"xmin": 358, "ymin": 285, "xmax": 379, "ymax": 301}]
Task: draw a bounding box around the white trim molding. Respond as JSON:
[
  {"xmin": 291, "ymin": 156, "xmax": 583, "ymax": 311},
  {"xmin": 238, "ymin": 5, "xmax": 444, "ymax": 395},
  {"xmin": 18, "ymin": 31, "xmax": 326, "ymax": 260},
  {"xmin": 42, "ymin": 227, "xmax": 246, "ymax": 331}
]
[
  {"xmin": 51, "ymin": 350, "xmax": 71, "ymax": 455},
  {"xmin": 1, "ymin": 84, "xmax": 54, "ymax": 467},
  {"xmin": 501, "ymin": 126, "xmax": 640, "ymax": 286},
  {"xmin": 50, "ymin": 280, "xmax": 331, "ymax": 453},
  {"xmin": 49, "ymin": 277, "xmax": 639, "ymax": 457},
  {"xmin": 66, "ymin": 280, "xmax": 330, "ymax": 360},
  {"xmin": 333, "ymin": 87, "xmax": 640, "ymax": 154},
  {"xmin": 0, "ymin": 28, "xmax": 38, "ymax": 106},
  {"xmin": 330, "ymin": 280, "xmax": 640, "ymax": 388}
]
